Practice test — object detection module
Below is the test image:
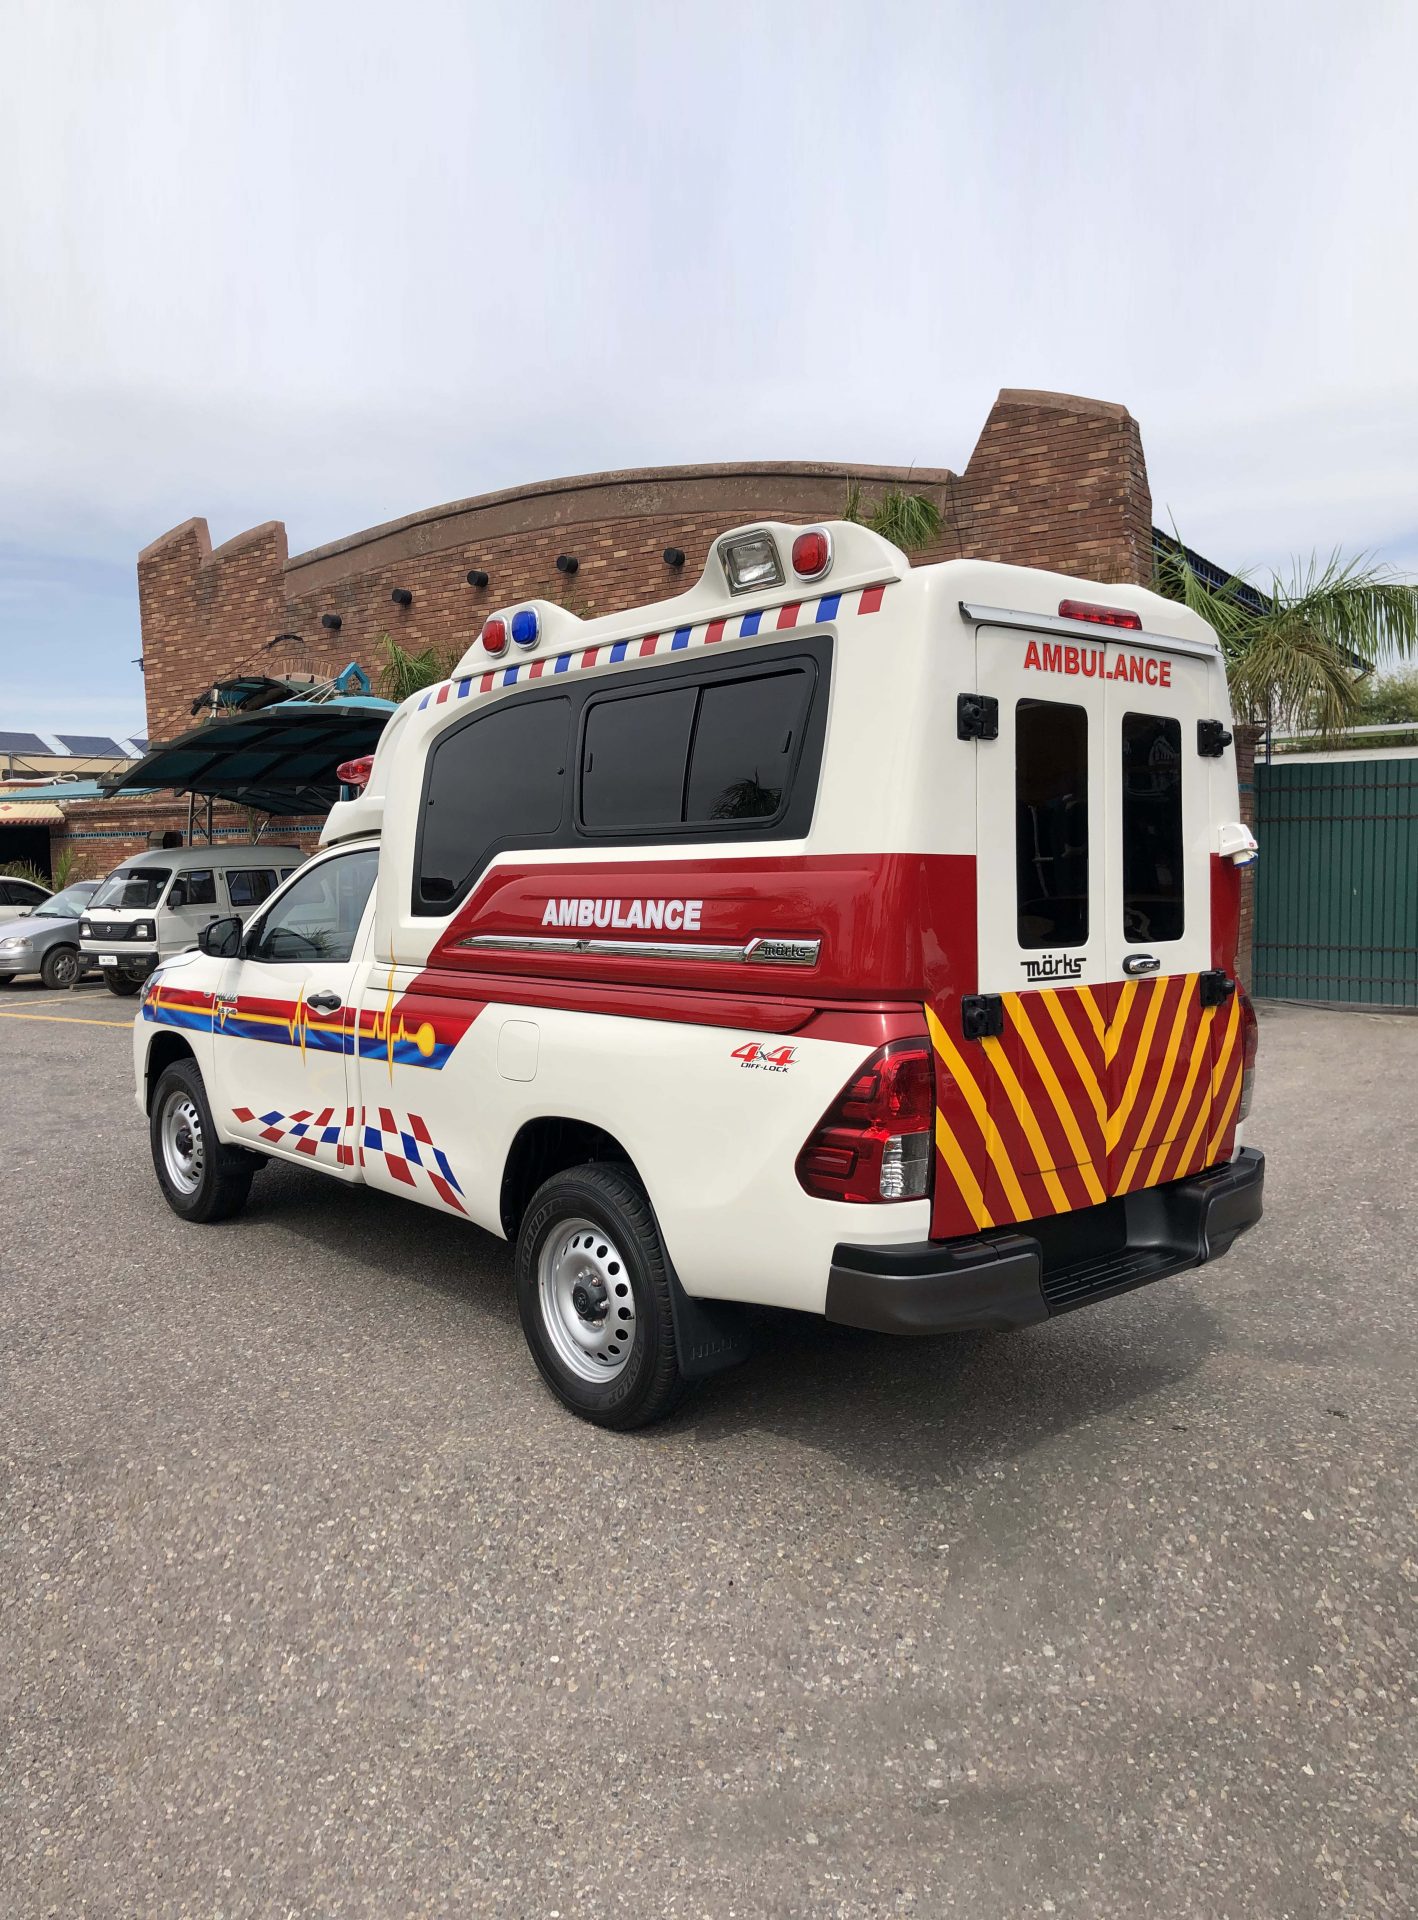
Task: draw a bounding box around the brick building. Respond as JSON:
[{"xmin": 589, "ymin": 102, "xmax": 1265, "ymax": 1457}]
[{"xmin": 50, "ymin": 384, "xmax": 1256, "ymax": 976}]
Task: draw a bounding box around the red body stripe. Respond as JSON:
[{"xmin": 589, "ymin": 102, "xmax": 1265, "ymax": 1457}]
[
  {"xmin": 379, "ymin": 1107, "xmax": 396, "ymax": 1133},
  {"xmin": 705, "ymin": 619, "xmax": 726, "ymax": 645},
  {"xmin": 640, "ymin": 635, "xmax": 658, "ymax": 656},
  {"xmin": 858, "ymin": 585, "xmax": 885, "ymax": 615},
  {"xmin": 582, "ymin": 647, "xmax": 599, "ymax": 668},
  {"xmin": 407, "ymin": 1113, "xmax": 433, "ymax": 1145},
  {"xmin": 777, "ymin": 603, "xmax": 801, "ymax": 630},
  {"xmin": 436, "ymin": 682, "xmax": 451, "ymax": 704}
]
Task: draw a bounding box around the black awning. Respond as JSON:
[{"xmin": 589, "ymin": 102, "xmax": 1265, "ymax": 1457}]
[{"xmin": 99, "ymin": 698, "xmax": 397, "ymax": 815}]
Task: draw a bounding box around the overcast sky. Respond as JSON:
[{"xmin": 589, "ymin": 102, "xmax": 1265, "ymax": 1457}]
[{"xmin": 1, "ymin": 0, "xmax": 1415, "ymax": 736}]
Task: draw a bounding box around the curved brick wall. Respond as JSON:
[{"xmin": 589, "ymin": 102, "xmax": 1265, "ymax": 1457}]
[{"xmin": 136, "ymin": 388, "xmax": 1152, "ymax": 742}]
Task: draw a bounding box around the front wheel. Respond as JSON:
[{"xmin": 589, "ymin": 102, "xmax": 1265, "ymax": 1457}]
[
  {"xmin": 515, "ymin": 1164, "xmax": 688, "ymax": 1430},
  {"xmin": 40, "ymin": 944, "xmax": 81, "ymax": 990},
  {"xmin": 104, "ymin": 969, "xmax": 141, "ymax": 997},
  {"xmin": 149, "ymin": 1060, "xmax": 254, "ymax": 1223}
]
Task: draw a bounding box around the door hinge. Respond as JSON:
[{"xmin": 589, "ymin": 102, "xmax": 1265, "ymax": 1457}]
[
  {"xmin": 961, "ymin": 993, "xmax": 1004, "ymax": 1040},
  {"xmin": 957, "ymin": 693, "xmax": 1000, "ymax": 742},
  {"xmin": 1198, "ymin": 968, "xmax": 1235, "ymax": 1007},
  {"xmin": 1197, "ymin": 718, "xmax": 1233, "ymax": 757}
]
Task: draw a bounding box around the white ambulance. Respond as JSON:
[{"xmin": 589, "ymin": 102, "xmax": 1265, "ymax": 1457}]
[{"xmin": 132, "ymin": 520, "xmax": 1264, "ymax": 1428}]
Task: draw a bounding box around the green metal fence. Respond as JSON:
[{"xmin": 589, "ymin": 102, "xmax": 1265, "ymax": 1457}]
[{"xmin": 1254, "ymin": 756, "xmax": 1418, "ymax": 1006}]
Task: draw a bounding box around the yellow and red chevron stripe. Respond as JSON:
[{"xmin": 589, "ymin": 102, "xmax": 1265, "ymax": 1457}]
[{"xmin": 927, "ymin": 974, "xmax": 1246, "ymax": 1238}]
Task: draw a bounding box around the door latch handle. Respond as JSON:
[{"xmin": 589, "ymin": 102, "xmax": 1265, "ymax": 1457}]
[
  {"xmin": 1122, "ymin": 952, "xmax": 1161, "ymax": 976},
  {"xmin": 304, "ymin": 990, "xmax": 343, "ymax": 1013}
]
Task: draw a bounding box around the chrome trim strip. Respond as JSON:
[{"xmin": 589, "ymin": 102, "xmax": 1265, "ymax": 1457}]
[
  {"xmin": 456, "ymin": 932, "xmax": 821, "ymax": 966},
  {"xmin": 958, "ymin": 601, "xmax": 1219, "ymax": 660}
]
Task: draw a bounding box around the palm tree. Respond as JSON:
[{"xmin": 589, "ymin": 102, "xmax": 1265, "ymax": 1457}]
[
  {"xmin": 378, "ymin": 632, "xmax": 455, "ymax": 703},
  {"xmin": 842, "ymin": 481, "xmax": 942, "ymax": 551},
  {"xmin": 1155, "ymin": 540, "xmax": 1418, "ymax": 737}
]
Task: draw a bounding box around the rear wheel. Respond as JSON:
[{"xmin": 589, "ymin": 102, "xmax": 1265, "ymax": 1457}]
[
  {"xmin": 40, "ymin": 945, "xmax": 80, "ymax": 990},
  {"xmin": 104, "ymin": 969, "xmax": 141, "ymax": 997},
  {"xmin": 516, "ymin": 1164, "xmax": 687, "ymax": 1429},
  {"xmin": 149, "ymin": 1060, "xmax": 254, "ymax": 1223}
]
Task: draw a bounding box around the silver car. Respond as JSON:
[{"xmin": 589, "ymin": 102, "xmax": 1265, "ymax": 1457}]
[{"xmin": 0, "ymin": 882, "xmax": 101, "ymax": 989}]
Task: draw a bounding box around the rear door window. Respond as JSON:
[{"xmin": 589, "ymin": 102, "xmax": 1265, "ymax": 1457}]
[
  {"xmin": 180, "ymin": 869, "xmax": 217, "ymax": 906},
  {"xmin": 1016, "ymin": 698, "xmax": 1089, "ymax": 949},
  {"xmin": 1121, "ymin": 712, "xmax": 1184, "ymax": 942}
]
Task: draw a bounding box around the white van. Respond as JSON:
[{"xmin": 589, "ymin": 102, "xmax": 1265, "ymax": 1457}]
[
  {"xmin": 81, "ymin": 844, "xmax": 304, "ymax": 994},
  {"xmin": 131, "ymin": 522, "xmax": 1264, "ymax": 1427}
]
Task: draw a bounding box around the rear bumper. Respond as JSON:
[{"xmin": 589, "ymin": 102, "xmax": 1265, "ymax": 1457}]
[{"xmin": 825, "ymin": 1148, "xmax": 1265, "ymax": 1336}]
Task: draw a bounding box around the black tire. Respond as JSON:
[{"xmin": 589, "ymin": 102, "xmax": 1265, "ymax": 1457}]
[
  {"xmin": 149, "ymin": 1060, "xmax": 254, "ymax": 1224},
  {"xmin": 40, "ymin": 944, "xmax": 81, "ymax": 990},
  {"xmin": 104, "ymin": 970, "xmax": 141, "ymax": 997},
  {"xmin": 0, "ymin": 974, "xmax": 12, "ymax": 988},
  {"xmin": 516, "ymin": 1163, "xmax": 688, "ymax": 1430}
]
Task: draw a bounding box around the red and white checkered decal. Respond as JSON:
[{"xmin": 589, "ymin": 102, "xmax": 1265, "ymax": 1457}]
[
  {"xmin": 359, "ymin": 1107, "xmax": 466, "ymax": 1213},
  {"xmin": 232, "ymin": 1104, "xmax": 357, "ymax": 1167},
  {"xmin": 229, "ymin": 1103, "xmax": 466, "ymax": 1214}
]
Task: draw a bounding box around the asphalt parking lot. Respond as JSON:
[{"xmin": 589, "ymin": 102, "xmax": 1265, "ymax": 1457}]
[{"xmin": 1, "ymin": 985, "xmax": 1414, "ymax": 1919}]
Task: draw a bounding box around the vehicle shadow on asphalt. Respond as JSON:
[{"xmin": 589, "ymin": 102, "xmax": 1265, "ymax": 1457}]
[
  {"xmin": 246, "ymin": 1161, "xmax": 1223, "ymax": 1488},
  {"xmin": 680, "ymin": 1291, "xmax": 1225, "ymax": 1487}
]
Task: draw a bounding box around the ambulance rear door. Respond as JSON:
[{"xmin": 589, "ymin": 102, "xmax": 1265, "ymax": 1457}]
[
  {"xmin": 948, "ymin": 611, "xmax": 1228, "ymax": 1238},
  {"xmin": 1101, "ymin": 631, "xmax": 1228, "ymax": 1198}
]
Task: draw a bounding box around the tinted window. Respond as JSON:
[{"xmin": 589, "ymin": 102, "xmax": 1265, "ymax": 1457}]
[
  {"xmin": 1016, "ymin": 700, "xmax": 1089, "ymax": 949},
  {"xmin": 581, "ymin": 688, "xmax": 697, "ymax": 829},
  {"xmin": 227, "ymin": 868, "xmax": 280, "ymax": 908},
  {"xmin": 247, "ymin": 848, "xmax": 378, "ymax": 965},
  {"xmin": 178, "ymin": 869, "xmax": 217, "ymax": 906},
  {"xmin": 687, "ymin": 671, "xmax": 810, "ymax": 823},
  {"xmin": 419, "ymin": 697, "xmax": 570, "ymax": 907},
  {"xmin": 8, "ymin": 881, "xmax": 47, "ymax": 905},
  {"xmin": 1121, "ymin": 712, "xmax": 1184, "ymax": 942}
]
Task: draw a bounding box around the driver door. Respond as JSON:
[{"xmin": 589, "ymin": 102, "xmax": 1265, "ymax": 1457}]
[{"xmin": 210, "ymin": 846, "xmax": 379, "ymax": 1179}]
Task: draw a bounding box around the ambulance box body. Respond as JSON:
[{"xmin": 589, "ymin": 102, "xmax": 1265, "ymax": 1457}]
[{"xmin": 132, "ymin": 521, "xmax": 1263, "ymax": 1427}]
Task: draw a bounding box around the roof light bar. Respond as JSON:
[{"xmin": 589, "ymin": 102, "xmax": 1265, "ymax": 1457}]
[
  {"xmin": 510, "ymin": 608, "xmax": 539, "ymax": 647},
  {"xmin": 481, "ymin": 617, "xmax": 508, "ymax": 655}
]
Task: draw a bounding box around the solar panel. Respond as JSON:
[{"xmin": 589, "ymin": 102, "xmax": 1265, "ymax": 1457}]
[
  {"xmin": 0, "ymin": 730, "xmax": 51, "ymax": 753},
  {"xmin": 54, "ymin": 733, "xmax": 126, "ymax": 755}
]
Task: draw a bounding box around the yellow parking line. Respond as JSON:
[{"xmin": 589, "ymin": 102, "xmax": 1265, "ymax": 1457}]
[{"xmin": 0, "ymin": 1010, "xmax": 133, "ymax": 1030}]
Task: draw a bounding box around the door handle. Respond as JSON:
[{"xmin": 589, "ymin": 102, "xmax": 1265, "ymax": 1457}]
[
  {"xmin": 1122, "ymin": 952, "xmax": 1161, "ymax": 976},
  {"xmin": 305, "ymin": 990, "xmax": 343, "ymax": 1013}
]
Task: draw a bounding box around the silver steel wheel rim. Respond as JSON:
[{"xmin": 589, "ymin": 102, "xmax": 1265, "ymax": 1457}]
[
  {"xmin": 161, "ymin": 1092, "xmax": 206, "ymax": 1197},
  {"xmin": 538, "ymin": 1216, "xmax": 637, "ymax": 1384},
  {"xmin": 51, "ymin": 949, "xmax": 79, "ymax": 987}
]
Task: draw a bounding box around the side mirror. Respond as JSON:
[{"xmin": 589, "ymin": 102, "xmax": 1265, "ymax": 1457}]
[
  {"xmin": 168, "ymin": 884, "xmax": 186, "ymax": 908},
  {"xmin": 198, "ymin": 915, "xmax": 243, "ymax": 958}
]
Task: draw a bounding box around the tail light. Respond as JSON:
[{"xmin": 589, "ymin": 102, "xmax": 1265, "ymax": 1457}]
[
  {"xmin": 337, "ymin": 755, "xmax": 375, "ymax": 790},
  {"xmin": 1237, "ymin": 985, "xmax": 1258, "ymax": 1122},
  {"xmin": 796, "ymin": 1040, "xmax": 934, "ymax": 1204},
  {"xmin": 1058, "ymin": 598, "xmax": 1142, "ymax": 630}
]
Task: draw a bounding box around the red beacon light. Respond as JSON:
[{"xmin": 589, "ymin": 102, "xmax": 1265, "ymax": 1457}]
[
  {"xmin": 481, "ymin": 616, "xmax": 508, "ymax": 655},
  {"xmin": 1058, "ymin": 598, "xmax": 1142, "ymax": 631},
  {"xmin": 336, "ymin": 755, "xmax": 375, "ymax": 791},
  {"xmin": 791, "ymin": 528, "xmax": 832, "ymax": 580}
]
